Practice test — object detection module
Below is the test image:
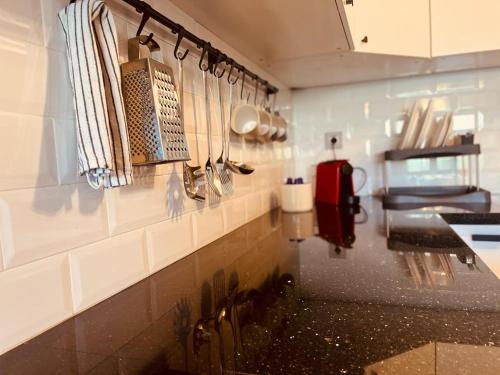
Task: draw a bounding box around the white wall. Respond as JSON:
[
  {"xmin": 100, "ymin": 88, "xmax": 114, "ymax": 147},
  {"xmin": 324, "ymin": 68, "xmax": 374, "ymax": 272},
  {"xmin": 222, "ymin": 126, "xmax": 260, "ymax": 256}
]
[
  {"xmin": 0, "ymin": 0, "xmax": 292, "ymax": 355},
  {"xmin": 292, "ymin": 68, "xmax": 500, "ymax": 195}
]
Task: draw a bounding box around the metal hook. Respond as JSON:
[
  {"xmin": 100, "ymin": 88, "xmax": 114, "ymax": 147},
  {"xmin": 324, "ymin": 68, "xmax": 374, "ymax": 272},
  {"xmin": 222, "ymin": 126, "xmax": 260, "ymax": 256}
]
[
  {"xmin": 173, "ymin": 26, "xmax": 189, "ymax": 60},
  {"xmin": 136, "ymin": 10, "xmax": 155, "ymax": 45},
  {"xmin": 199, "ymin": 42, "xmax": 210, "ymax": 72},
  {"xmin": 254, "ymin": 79, "xmax": 259, "ymax": 106},
  {"xmin": 136, "ymin": 11, "xmax": 150, "ymax": 36},
  {"xmin": 227, "ymin": 60, "xmax": 240, "ymax": 85},
  {"xmin": 240, "ymin": 71, "xmax": 251, "ymax": 102},
  {"xmin": 213, "ymin": 52, "xmax": 226, "ymax": 78},
  {"xmin": 240, "ymin": 70, "xmax": 246, "ymax": 100}
]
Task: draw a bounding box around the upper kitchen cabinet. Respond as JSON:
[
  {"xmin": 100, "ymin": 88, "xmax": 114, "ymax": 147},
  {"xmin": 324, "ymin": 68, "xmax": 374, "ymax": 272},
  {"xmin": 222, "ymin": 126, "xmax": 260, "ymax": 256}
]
[
  {"xmin": 431, "ymin": 0, "xmax": 500, "ymax": 56},
  {"xmin": 337, "ymin": 0, "xmax": 431, "ymax": 58}
]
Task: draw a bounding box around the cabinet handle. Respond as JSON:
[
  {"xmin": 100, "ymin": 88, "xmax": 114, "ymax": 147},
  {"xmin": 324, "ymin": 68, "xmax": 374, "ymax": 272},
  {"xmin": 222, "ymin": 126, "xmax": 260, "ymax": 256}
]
[
  {"xmin": 361, "ymin": 36, "xmax": 368, "ymax": 43},
  {"xmin": 346, "ymin": 0, "xmax": 354, "ymax": 5}
]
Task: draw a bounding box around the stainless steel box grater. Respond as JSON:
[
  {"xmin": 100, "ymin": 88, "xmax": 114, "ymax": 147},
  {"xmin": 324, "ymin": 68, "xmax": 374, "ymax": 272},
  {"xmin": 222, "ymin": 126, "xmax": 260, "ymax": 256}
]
[{"xmin": 121, "ymin": 36, "xmax": 190, "ymax": 165}]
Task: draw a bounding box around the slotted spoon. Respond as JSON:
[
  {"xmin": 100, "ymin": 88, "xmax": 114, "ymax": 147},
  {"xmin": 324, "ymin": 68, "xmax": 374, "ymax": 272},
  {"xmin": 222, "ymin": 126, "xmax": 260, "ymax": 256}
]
[
  {"xmin": 215, "ymin": 78, "xmax": 234, "ymax": 195},
  {"xmin": 203, "ymin": 71, "xmax": 223, "ymax": 197},
  {"xmin": 177, "ymin": 56, "xmax": 205, "ymax": 201}
]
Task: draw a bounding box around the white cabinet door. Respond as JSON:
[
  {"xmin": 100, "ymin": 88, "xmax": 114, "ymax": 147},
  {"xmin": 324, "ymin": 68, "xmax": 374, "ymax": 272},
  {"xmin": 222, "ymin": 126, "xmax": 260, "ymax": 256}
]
[
  {"xmin": 337, "ymin": 0, "xmax": 431, "ymax": 58},
  {"xmin": 431, "ymin": 0, "xmax": 500, "ymax": 56}
]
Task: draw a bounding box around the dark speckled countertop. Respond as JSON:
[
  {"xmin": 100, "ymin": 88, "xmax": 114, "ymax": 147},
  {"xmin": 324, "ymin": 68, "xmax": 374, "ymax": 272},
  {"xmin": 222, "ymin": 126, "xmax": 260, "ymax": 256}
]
[{"xmin": 2, "ymin": 198, "xmax": 500, "ymax": 375}]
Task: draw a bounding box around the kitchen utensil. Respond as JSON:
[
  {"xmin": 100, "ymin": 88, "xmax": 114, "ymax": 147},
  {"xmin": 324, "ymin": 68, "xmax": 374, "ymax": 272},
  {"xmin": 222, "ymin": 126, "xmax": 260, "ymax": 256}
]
[
  {"xmin": 231, "ymin": 77, "xmax": 260, "ymax": 141},
  {"xmin": 225, "ymin": 82, "xmax": 255, "ymax": 175},
  {"xmin": 177, "ymin": 55, "xmax": 205, "ymax": 201},
  {"xmin": 399, "ymin": 102, "xmax": 422, "ymax": 149},
  {"xmin": 121, "ymin": 36, "xmax": 190, "ymax": 165},
  {"xmin": 215, "ymin": 77, "xmax": 234, "ymax": 195},
  {"xmin": 203, "ymin": 71, "xmax": 223, "ymax": 197},
  {"xmin": 414, "ymin": 99, "xmax": 435, "ymax": 149}
]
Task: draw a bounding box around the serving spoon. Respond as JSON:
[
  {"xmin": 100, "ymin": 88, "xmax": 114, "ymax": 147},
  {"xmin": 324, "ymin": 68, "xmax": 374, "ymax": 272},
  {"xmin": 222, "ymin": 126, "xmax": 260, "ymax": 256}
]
[{"xmin": 203, "ymin": 70, "xmax": 223, "ymax": 197}]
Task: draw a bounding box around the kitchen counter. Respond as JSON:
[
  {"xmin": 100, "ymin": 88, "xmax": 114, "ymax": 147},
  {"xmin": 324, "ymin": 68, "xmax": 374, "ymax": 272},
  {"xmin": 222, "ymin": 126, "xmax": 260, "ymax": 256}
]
[{"xmin": 2, "ymin": 198, "xmax": 500, "ymax": 374}]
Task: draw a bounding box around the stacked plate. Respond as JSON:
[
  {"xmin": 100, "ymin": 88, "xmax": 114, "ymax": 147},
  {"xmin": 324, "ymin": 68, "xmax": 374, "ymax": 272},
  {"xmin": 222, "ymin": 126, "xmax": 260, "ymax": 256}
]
[{"xmin": 398, "ymin": 99, "xmax": 454, "ymax": 150}]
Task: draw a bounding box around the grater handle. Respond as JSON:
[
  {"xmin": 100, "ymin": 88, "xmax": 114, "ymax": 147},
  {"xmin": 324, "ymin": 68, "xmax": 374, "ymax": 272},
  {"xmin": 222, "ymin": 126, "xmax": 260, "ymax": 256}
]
[{"xmin": 128, "ymin": 35, "xmax": 162, "ymax": 62}]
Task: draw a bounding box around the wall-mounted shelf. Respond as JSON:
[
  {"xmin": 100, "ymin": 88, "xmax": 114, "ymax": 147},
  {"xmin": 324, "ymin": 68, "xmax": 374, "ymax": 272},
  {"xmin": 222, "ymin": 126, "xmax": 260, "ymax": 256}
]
[{"xmin": 384, "ymin": 144, "xmax": 480, "ymax": 161}]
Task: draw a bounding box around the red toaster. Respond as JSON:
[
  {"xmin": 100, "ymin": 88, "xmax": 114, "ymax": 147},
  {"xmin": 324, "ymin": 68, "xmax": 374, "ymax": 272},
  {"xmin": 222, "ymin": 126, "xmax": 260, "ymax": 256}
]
[{"xmin": 315, "ymin": 160, "xmax": 359, "ymax": 206}]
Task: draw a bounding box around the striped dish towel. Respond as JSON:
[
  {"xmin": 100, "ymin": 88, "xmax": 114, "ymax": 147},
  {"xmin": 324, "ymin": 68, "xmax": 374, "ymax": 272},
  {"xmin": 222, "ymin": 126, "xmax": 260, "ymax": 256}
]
[{"xmin": 58, "ymin": 0, "xmax": 132, "ymax": 188}]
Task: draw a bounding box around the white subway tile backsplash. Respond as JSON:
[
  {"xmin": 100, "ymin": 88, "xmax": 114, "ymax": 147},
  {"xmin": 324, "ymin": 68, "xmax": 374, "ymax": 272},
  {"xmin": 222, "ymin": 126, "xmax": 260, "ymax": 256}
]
[
  {"xmin": 246, "ymin": 192, "xmax": 263, "ymax": 221},
  {"xmin": 0, "ymin": 253, "xmax": 72, "ymax": 354},
  {"xmin": 106, "ymin": 171, "xmax": 202, "ymax": 235},
  {"xmin": 106, "ymin": 175, "xmax": 170, "ymax": 235},
  {"xmin": 0, "ymin": 44, "xmax": 73, "ymax": 119},
  {"xmin": 53, "ymin": 117, "xmax": 85, "ymax": 185},
  {"xmin": 0, "ymin": 113, "xmax": 58, "ymax": 190},
  {"xmin": 192, "ymin": 206, "xmax": 225, "ymax": 248},
  {"xmin": 40, "ymin": 0, "xmax": 66, "ymax": 51},
  {"xmin": 69, "ymin": 229, "xmax": 148, "ymax": 313},
  {"xmin": 223, "ymin": 197, "xmax": 247, "ymax": 233},
  {"xmin": 146, "ymin": 214, "xmax": 194, "ymax": 273},
  {"xmin": 0, "ymin": 0, "xmax": 44, "ymax": 46},
  {"xmin": 0, "ymin": 184, "xmax": 108, "ymax": 269}
]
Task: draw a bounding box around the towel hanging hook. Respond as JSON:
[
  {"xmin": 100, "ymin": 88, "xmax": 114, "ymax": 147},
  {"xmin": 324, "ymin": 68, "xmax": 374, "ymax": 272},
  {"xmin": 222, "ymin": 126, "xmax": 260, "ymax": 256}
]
[
  {"xmin": 173, "ymin": 26, "xmax": 189, "ymax": 60},
  {"xmin": 199, "ymin": 42, "xmax": 210, "ymax": 72},
  {"xmin": 136, "ymin": 10, "xmax": 154, "ymax": 45},
  {"xmin": 213, "ymin": 51, "xmax": 226, "ymax": 78},
  {"xmin": 227, "ymin": 59, "xmax": 240, "ymax": 85}
]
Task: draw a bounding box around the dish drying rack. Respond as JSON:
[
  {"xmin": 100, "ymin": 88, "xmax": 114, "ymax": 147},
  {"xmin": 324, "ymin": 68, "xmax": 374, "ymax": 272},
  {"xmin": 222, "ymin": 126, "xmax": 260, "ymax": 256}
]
[{"xmin": 382, "ymin": 144, "xmax": 491, "ymax": 210}]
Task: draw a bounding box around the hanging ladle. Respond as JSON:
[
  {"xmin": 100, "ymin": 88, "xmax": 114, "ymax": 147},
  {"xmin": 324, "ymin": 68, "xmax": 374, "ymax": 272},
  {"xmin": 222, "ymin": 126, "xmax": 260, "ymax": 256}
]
[{"xmin": 225, "ymin": 69, "xmax": 255, "ymax": 175}]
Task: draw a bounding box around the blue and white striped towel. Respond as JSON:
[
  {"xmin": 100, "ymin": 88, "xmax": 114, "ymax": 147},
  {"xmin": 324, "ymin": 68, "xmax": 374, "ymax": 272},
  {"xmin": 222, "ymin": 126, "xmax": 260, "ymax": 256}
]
[{"xmin": 58, "ymin": 0, "xmax": 132, "ymax": 188}]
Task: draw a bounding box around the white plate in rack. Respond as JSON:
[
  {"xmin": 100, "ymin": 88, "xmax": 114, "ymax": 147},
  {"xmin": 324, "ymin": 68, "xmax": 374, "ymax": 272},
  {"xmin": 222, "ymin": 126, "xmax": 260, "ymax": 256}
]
[
  {"xmin": 414, "ymin": 99, "xmax": 435, "ymax": 149},
  {"xmin": 430, "ymin": 112, "xmax": 452, "ymax": 148},
  {"xmin": 399, "ymin": 102, "xmax": 422, "ymax": 149}
]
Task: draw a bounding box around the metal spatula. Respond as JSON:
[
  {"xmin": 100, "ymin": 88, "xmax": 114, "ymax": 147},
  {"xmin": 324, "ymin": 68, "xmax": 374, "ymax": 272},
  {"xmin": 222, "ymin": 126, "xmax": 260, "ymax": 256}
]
[{"xmin": 203, "ymin": 71, "xmax": 223, "ymax": 197}]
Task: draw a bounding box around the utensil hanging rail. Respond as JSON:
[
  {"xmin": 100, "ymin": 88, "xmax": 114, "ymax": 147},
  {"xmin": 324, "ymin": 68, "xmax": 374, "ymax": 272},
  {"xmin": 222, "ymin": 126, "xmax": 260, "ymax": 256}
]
[{"xmin": 114, "ymin": 0, "xmax": 278, "ymax": 95}]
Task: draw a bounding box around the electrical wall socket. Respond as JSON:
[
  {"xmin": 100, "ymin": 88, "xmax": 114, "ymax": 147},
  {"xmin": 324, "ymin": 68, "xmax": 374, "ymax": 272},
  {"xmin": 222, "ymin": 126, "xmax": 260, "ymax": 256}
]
[{"xmin": 325, "ymin": 131, "xmax": 342, "ymax": 150}]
